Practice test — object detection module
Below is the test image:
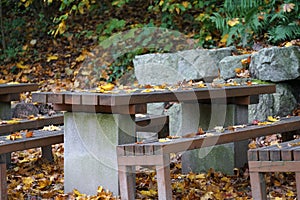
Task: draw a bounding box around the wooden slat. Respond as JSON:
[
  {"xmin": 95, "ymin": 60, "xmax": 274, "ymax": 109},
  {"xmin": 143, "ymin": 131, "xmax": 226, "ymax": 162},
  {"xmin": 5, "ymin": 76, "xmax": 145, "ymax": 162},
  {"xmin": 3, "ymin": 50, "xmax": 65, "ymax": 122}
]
[
  {"xmin": 48, "ymin": 93, "xmax": 64, "ymax": 104},
  {"xmin": 53, "ymin": 104, "xmax": 147, "ymax": 114},
  {"xmin": 134, "ymin": 145, "xmax": 144, "ymax": 156},
  {"xmin": 0, "ymin": 83, "xmax": 38, "ymax": 95},
  {"xmin": 65, "ymin": 93, "xmax": 81, "ymax": 104},
  {"xmin": 0, "ymin": 114, "xmax": 64, "ymax": 135},
  {"xmin": 144, "ymin": 145, "xmax": 154, "ymax": 156},
  {"xmin": 0, "ymin": 93, "xmax": 20, "ymax": 102},
  {"xmin": 82, "ymin": 94, "xmax": 98, "ymax": 105},
  {"xmin": 124, "ymin": 146, "xmax": 134, "ymax": 156},
  {"xmin": 249, "ymin": 161, "xmax": 300, "ymax": 172},
  {"xmin": 0, "ymin": 162, "xmax": 7, "ymax": 200},
  {"xmin": 248, "ymin": 149, "xmax": 259, "ymax": 161},
  {"xmin": 0, "ymin": 129, "xmax": 64, "ymax": 154}
]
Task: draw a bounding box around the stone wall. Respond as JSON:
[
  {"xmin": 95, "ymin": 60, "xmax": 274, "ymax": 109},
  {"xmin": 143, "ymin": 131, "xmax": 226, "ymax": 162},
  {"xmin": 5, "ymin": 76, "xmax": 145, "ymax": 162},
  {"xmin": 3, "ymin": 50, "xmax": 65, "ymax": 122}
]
[{"xmin": 134, "ymin": 46, "xmax": 300, "ymax": 131}]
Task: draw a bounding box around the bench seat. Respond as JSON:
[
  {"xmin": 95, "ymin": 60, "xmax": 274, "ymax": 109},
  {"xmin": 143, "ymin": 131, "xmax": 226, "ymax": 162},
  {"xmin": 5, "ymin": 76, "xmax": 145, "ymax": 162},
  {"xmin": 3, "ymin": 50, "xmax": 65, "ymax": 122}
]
[
  {"xmin": 0, "ymin": 114, "xmax": 64, "ymax": 136},
  {"xmin": 117, "ymin": 116, "xmax": 300, "ymax": 200},
  {"xmin": 0, "ymin": 128, "xmax": 64, "ymax": 199},
  {"xmin": 248, "ymin": 139, "xmax": 300, "ymax": 199}
]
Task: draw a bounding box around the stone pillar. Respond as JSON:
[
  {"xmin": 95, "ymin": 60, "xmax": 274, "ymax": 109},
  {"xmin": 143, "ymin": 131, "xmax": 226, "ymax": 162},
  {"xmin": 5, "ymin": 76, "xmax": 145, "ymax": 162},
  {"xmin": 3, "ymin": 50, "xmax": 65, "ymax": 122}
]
[
  {"xmin": 64, "ymin": 112, "xmax": 136, "ymax": 196},
  {"xmin": 181, "ymin": 103, "xmax": 248, "ymax": 174}
]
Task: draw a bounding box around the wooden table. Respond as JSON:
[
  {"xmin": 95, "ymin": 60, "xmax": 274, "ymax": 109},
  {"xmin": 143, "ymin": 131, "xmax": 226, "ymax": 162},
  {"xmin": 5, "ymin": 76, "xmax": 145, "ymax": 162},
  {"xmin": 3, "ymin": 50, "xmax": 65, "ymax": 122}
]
[
  {"xmin": 32, "ymin": 83, "xmax": 276, "ymax": 196},
  {"xmin": 0, "ymin": 83, "xmax": 38, "ymax": 119}
]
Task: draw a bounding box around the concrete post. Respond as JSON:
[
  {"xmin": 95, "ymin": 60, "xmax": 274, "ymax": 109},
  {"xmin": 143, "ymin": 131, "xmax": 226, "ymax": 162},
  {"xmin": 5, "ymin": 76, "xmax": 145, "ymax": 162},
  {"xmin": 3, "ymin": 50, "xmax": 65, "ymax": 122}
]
[{"xmin": 63, "ymin": 112, "xmax": 136, "ymax": 196}]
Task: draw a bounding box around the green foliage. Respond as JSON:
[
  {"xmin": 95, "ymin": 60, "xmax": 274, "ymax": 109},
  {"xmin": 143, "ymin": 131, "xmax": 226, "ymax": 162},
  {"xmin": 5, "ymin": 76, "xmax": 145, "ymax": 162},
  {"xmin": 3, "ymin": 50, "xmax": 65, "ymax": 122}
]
[
  {"xmin": 211, "ymin": 0, "xmax": 300, "ymax": 46},
  {"xmin": 0, "ymin": 16, "xmax": 26, "ymax": 62}
]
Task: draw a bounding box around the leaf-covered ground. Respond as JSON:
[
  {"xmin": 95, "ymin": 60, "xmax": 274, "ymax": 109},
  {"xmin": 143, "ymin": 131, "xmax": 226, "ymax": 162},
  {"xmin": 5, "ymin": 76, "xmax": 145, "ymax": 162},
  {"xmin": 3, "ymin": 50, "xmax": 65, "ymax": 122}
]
[{"xmin": 6, "ymin": 137, "xmax": 299, "ymax": 200}]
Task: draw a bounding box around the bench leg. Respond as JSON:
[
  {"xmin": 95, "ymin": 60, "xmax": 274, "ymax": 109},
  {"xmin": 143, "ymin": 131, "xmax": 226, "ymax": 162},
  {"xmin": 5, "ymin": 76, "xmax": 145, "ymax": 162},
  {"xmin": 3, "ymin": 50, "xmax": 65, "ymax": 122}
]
[
  {"xmin": 0, "ymin": 162, "xmax": 7, "ymax": 200},
  {"xmin": 250, "ymin": 171, "xmax": 267, "ymax": 200},
  {"xmin": 118, "ymin": 165, "xmax": 135, "ymax": 200},
  {"xmin": 156, "ymin": 155, "xmax": 172, "ymax": 200},
  {"xmin": 296, "ymin": 172, "xmax": 300, "ymax": 200},
  {"xmin": 41, "ymin": 146, "xmax": 54, "ymax": 163}
]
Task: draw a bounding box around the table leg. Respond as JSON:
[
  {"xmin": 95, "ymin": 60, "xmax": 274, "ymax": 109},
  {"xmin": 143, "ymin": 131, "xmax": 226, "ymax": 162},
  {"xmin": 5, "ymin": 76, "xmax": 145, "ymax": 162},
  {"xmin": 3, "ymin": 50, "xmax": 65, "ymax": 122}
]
[
  {"xmin": 63, "ymin": 112, "xmax": 136, "ymax": 196},
  {"xmin": 0, "ymin": 102, "xmax": 11, "ymax": 120},
  {"xmin": 181, "ymin": 103, "xmax": 248, "ymax": 174}
]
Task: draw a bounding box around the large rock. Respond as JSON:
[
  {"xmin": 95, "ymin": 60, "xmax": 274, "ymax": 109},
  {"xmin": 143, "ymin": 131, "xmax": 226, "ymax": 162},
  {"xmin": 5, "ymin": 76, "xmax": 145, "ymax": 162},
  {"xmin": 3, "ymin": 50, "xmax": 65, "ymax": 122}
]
[
  {"xmin": 249, "ymin": 83, "xmax": 297, "ymax": 121},
  {"xmin": 134, "ymin": 47, "xmax": 236, "ymax": 85},
  {"xmin": 250, "ymin": 46, "xmax": 300, "ymax": 82},
  {"xmin": 219, "ymin": 54, "xmax": 250, "ymax": 79},
  {"xmin": 12, "ymin": 103, "xmax": 39, "ymax": 118}
]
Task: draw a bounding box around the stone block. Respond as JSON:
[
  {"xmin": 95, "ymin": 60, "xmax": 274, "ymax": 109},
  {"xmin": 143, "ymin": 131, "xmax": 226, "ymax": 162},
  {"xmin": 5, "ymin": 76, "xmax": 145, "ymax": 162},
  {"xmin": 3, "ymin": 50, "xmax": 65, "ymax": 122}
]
[{"xmin": 250, "ymin": 46, "xmax": 300, "ymax": 82}]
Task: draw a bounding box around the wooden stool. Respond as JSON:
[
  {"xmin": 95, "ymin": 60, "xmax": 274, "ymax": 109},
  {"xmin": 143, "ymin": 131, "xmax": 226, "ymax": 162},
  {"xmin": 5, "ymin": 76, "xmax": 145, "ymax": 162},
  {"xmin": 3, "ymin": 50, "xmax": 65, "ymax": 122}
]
[{"xmin": 248, "ymin": 139, "xmax": 300, "ymax": 200}]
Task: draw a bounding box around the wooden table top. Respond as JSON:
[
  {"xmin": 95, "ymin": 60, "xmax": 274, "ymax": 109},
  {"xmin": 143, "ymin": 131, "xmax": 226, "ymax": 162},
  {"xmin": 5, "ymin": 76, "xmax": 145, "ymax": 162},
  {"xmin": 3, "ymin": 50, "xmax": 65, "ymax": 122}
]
[{"xmin": 32, "ymin": 84, "xmax": 276, "ymax": 114}]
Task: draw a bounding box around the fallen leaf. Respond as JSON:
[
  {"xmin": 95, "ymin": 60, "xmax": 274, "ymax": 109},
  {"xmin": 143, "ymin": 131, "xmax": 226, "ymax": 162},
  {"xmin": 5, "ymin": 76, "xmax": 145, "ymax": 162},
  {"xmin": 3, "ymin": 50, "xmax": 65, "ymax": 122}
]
[{"xmin": 25, "ymin": 131, "xmax": 34, "ymax": 138}]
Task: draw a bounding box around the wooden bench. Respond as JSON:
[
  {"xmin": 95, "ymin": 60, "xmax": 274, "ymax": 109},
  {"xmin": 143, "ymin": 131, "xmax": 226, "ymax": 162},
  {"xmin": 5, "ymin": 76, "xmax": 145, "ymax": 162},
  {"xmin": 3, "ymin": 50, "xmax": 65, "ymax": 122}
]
[
  {"xmin": 0, "ymin": 128, "xmax": 64, "ymax": 199},
  {"xmin": 248, "ymin": 138, "xmax": 300, "ymax": 199},
  {"xmin": 117, "ymin": 116, "xmax": 300, "ymax": 200}
]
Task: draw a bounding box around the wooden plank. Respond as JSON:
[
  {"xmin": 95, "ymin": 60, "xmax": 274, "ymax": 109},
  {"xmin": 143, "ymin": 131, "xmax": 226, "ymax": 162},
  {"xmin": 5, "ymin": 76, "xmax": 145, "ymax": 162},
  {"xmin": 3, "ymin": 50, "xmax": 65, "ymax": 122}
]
[
  {"xmin": 293, "ymin": 147, "xmax": 300, "ymax": 161},
  {"xmin": 0, "ymin": 162, "xmax": 7, "ymax": 200},
  {"xmin": 48, "ymin": 93, "xmax": 64, "ymax": 104},
  {"xmin": 0, "ymin": 114, "xmax": 64, "ymax": 135},
  {"xmin": 0, "ymin": 83, "xmax": 38, "ymax": 95},
  {"xmin": 248, "ymin": 161, "xmax": 300, "ymax": 172},
  {"xmin": 0, "ymin": 93, "xmax": 20, "ymax": 102},
  {"xmin": 156, "ymin": 154, "xmax": 172, "ymax": 200},
  {"xmin": 249, "ymin": 172, "xmax": 267, "ymax": 200},
  {"xmin": 134, "ymin": 145, "xmax": 144, "ymax": 156},
  {"xmin": 53, "ymin": 104, "xmax": 147, "ymax": 114},
  {"xmin": 296, "ymin": 172, "xmax": 300, "ymax": 200},
  {"xmin": 144, "ymin": 145, "xmax": 154, "ymax": 156},
  {"xmin": 118, "ymin": 155, "xmax": 165, "ymax": 166},
  {"xmin": 32, "ymin": 92, "xmax": 49, "ymax": 103},
  {"xmin": 258, "ymin": 149, "xmax": 270, "ymax": 161},
  {"xmin": 82, "ymin": 94, "xmax": 98, "ymax": 105},
  {"xmin": 248, "ymin": 149, "xmax": 259, "ymax": 161},
  {"xmin": 64, "ymin": 93, "xmax": 81, "ymax": 104},
  {"xmin": 124, "ymin": 146, "xmax": 134, "ymax": 156},
  {"xmin": 0, "ymin": 129, "xmax": 64, "ymax": 154}
]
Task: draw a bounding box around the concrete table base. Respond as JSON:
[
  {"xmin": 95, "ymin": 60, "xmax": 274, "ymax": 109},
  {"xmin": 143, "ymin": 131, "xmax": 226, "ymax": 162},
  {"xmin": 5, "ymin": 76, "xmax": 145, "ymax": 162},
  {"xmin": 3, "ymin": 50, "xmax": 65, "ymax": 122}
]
[
  {"xmin": 181, "ymin": 103, "xmax": 249, "ymax": 175},
  {"xmin": 64, "ymin": 112, "xmax": 136, "ymax": 196}
]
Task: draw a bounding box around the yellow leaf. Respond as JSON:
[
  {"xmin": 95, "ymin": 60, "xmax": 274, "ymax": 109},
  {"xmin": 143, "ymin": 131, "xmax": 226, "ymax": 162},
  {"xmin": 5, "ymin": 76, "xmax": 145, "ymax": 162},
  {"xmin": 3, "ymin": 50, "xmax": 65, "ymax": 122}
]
[
  {"xmin": 159, "ymin": 138, "xmax": 171, "ymax": 142},
  {"xmin": 73, "ymin": 189, "xmax": 84, "ymax": 197},
  {"xmin": 285, "ymin": 42, "xmax": 293, "ymax": 47},
  {"xmin": 141, "ymin": 89, "xmax": 154, "ymax": 93},
  {"xmin": 16, "ymin": 62, "xmax": 30, "ymax": 69},
  {"xmin": 267, "ymin": 116, "xmax": 279, "ymax": 122},
  {"xmin": 140, "ymin": 189, "xmax": 157, "ymax": 196},
  {"xmin": 182, "ymin": 1, "xmax": 190, "ymax": 8},
  {"xmin": 220, "ymin": 34, "xmax": 229, "ymax": 44},
  {"xmin": 205, "ymin": 35, "xmax": 212, "ymax": 41},
  {"xmin": 47, "ymin": 55, "xmax": 59, "ymax": 62},
  {"xmin": 23, "ymin": 177, "xmax": 34, "ymax": 186},
  {"xmin": 227, "ymin": 18, "xmax": 239, "ymax": 27},
  {"xmin": 100, "ymin": 83, "xmax": 115, "ymax": 91},
  {"xmin": 75, "ymin": 54, "xmax": 86, "ymax": 62},
  {"xmin": 175, "ymin": 7, "xmax": 180, "ymax": 14},
  {"xmin": 257, "ymin": 121, "xmax": 272, "ymax": 126},
  {"xmin": 286, "ymin": 190, "xmax": 294, "ymax": 197},
  {"xmin": 195, "ymin": 173, "xmax": 206, "ymax": 179}
]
